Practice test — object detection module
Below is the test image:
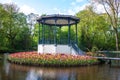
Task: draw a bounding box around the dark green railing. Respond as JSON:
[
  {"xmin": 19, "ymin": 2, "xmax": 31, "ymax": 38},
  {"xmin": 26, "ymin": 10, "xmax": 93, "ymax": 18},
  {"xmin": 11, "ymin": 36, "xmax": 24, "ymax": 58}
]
[
  {"xmin": 38, "ymin": 39, "xmax": 84, "ymax": 55},
  {"xmin": 39, "ymin": 39, "xmax": 68, "ymax": 45},
  {"xmin": 97, "ymin": 51, "xmax": 120, "ymax": 58},
  {"xmin": 71, "ymin": 41, "xmax": 84, "ymax": 55},
  {"xmin": 97, "ymin": 51, "xmax": 120, "ymax": 66}
]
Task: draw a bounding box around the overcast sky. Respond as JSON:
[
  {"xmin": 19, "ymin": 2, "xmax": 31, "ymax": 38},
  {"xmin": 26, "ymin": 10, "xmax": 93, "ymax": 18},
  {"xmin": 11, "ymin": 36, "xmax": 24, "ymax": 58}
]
[{"xmin": 0, "ymin": 0, "xmax": 105, "ymax": 15}]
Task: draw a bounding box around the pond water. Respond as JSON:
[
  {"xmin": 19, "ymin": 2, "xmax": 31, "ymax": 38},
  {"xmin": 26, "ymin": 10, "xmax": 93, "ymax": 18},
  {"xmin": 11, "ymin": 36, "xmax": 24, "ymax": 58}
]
[{"xmin": 0, "ymin": 54, "xmax": 120, "ymax": 80}]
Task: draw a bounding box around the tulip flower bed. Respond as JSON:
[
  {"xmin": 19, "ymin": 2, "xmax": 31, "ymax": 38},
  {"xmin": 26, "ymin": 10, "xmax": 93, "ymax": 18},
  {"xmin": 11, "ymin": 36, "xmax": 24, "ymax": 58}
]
[{"xmin": 8, "ymin": 52, "xmax": 99, "ymax": 67}]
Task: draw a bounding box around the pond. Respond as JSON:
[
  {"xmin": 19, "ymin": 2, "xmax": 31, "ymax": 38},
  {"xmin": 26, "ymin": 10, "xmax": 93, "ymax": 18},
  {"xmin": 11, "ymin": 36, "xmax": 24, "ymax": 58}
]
[{"xmin": 0, "ymin": 54, "xmax": 120, "ymax": 80}]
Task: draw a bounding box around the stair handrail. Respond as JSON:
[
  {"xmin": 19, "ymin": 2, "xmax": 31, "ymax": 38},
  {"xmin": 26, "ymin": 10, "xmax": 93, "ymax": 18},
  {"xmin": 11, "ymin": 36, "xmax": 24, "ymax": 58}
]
[{"xmin": 71, "ymin": 41, "xmax": 84, "ymax": 55}]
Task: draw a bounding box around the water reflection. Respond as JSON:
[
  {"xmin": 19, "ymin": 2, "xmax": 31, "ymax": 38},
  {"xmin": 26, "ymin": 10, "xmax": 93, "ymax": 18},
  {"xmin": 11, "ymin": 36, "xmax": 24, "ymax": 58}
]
[
  {"xmin": 3, "ymin": 54, "xmax": 10, "ymax": 76},
  {"xmin": 11, "ymin": 64, "xmax": 78, "ymax": 80},
  {"xmin": 26, "ymin": 70, "xmax": 38, "ymax": 80},
  {"xmin": 8, "ymin": 64, "xmax": 120, "ymax": 80},
  {"xmin": 1, "ymin": 54, "xmax": 120, "ymax": 80}
]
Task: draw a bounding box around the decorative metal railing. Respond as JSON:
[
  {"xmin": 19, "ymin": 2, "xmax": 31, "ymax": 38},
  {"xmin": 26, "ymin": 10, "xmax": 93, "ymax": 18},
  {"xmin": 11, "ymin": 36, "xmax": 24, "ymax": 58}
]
[
  {"xmin": 39, "ymin": 39, "xmax": 84, "ymax": 55},
  {"xmin": 71, "ymin": 41, "xmax": 84, "ymax": 55},
  {"xmin": 39, "ymin": 39, "xmax": 68, "ymax": 45},
  {"xmin": 97, "ymin": 51, "xmax": 120, "ymax": 58}
]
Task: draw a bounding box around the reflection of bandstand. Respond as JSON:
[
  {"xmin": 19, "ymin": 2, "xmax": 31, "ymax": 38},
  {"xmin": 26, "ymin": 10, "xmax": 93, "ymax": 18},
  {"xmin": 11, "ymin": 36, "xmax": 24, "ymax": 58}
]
[{"xmin": 37, "ymin": 14, "xmax": 83, "ymax": 55}]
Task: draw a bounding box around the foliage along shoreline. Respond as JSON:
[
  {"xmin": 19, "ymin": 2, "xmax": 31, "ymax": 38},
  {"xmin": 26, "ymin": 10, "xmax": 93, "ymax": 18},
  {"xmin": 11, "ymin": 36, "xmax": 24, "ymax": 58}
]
[
  {"xmin": 8, "ymin": 52, "xmax": 99, "ymax": 67},
  {"xmin": 0, "ymin": 2, "xmax": 119, "ymax": 53}
]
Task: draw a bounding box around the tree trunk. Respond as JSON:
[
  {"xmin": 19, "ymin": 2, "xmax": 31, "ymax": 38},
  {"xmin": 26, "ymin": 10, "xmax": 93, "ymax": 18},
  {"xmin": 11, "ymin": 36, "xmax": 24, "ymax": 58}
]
[{"xmin": 115, "ymin": 29, "xmax": 119, "ymax": 51}]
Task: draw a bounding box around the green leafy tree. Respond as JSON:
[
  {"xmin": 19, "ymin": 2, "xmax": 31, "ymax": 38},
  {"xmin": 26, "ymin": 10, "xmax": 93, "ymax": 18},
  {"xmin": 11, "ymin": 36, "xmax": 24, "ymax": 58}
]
[
  {"xmin": 0, "ymin": 4, "xmax": 10, "ymax": 50},
  {"xmin": 76, "ymin": 6, "xmax": 109, "ymax": 51},
  {"xmin": 0, "ymin": 3, "xmax": 33, "ymax": 52},
  {"xmin": 2, "ymin": 3, "xmax": 21, "ymax": 49},
  {"xmin": 91, "ymin": 0, "xmax": 120, "ymax": 50}
]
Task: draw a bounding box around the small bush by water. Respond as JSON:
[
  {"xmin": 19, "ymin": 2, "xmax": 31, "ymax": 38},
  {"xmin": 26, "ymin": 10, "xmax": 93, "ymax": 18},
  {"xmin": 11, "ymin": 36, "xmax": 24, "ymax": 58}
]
[
  {"xmin": 8, "ymin": 52, "xmax": 99, "ymax": 67},
  {"xmin": 0, "ymin": 54, "xmax": 3, "ymax": 60}
]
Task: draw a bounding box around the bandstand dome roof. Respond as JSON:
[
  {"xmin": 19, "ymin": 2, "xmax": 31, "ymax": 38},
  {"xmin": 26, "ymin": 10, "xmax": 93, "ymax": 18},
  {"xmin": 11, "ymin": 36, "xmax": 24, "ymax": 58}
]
[{"xmin": 37, "ymin": 14, "xmax": 80, "ymax": 26}]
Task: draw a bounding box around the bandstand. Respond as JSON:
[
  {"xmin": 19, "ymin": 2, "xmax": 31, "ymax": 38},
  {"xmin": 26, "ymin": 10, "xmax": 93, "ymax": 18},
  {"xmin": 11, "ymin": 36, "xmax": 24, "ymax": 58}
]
[{"xmin": 37, "ymin": 14, "xmax": 83, "ymax": 55}]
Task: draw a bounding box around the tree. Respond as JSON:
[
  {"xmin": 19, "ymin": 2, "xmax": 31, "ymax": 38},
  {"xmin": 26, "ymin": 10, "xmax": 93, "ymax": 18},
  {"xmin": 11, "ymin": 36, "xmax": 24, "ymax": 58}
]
[
  {"xmin": 0, "ymin": 4, "xmax": 10, "ymax": 50},
  {"xmin": 76, "ymin": 6, "xmax": 109, "ymax": 51},
  {"xmin": 27, "ymin": 13, "xmax": 39, "ymax": 34},
  {"xmin": 15, "ymin": 26, "xmax": 32, "ymax": 50},
  {"xmin": 91, "ymin": 0, "xmax": 120, "ymax": 50},
  {"xmin": 2, "ymin": 3, "xmax": 20, "ymax": 49},
  {"xmin": 0, "ymin": 3, "xmax": 33, "ymax": 51}
]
